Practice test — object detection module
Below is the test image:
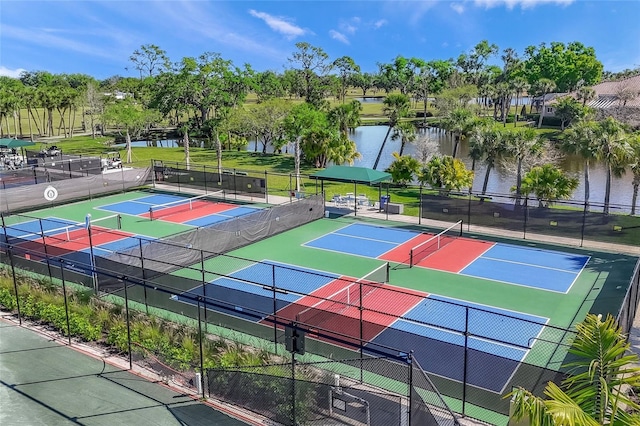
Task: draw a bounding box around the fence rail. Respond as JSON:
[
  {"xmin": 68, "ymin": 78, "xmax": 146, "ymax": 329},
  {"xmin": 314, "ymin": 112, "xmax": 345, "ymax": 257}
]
[{"xmin": 0, "ymin": 213, "xmax": 597, "ymax": 424}]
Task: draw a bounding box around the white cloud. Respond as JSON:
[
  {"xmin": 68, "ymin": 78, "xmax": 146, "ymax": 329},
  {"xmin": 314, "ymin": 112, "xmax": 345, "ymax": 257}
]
[
  {"xmin": 474, "ymin": 0, "xmax": 574, "ymax": 9},
  {"xmin": 442, "ymin": 41, "xmax": 449, "ymax": 48},
  {"xmin": 374, "ymin": 19, "xmax": 387, "ymax": 29},
  {"xmin": 0, "ymin": 66, "xmax": 26, "ymax": 78},
  {"xmin": 329, "ymin": 30, "xmax": 350, "ymax": 45},
  {"xmin": 451, "ymin": 3, "xmax": 465, "ymax": 14},
  {"xmin": 248, "ymin": 9, "xmax": 306, "ymax": 39}
]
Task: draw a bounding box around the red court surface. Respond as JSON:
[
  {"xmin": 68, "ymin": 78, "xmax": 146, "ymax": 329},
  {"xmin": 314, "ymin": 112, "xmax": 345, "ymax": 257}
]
[
  {"xmin": 416, "ymin": 238, "xmax": 495, "ymax": 272},
  {"xmin": 16, "ymin": 227, "xmax": 132, "ymax": 259},
  {"xmin": 380, "ymin": 232, "xmax": 435, "ymax": 265},
  {"xmin": 269, "ymin": 276, "xmax": 426, "ymax": 346},
  {"xmin": 139, "ymin": 201, "xmax": 235, "ymax": 222}
]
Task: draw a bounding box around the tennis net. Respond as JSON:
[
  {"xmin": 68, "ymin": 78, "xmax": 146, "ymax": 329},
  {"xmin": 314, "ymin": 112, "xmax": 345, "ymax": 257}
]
[
  {"xmin": 148, "ymin": 191, "xmax": 224, "ymax": 221},
  {"xmin": 296, "ymin": 262, "xmax": 389, "ymax": 326},
  {"xmin": 409, "ymin": 220, "xmax": 463, "ymax": 267},
  {"xmin": 7, "ymin": 214, "xmax": 121, "ymax": 245}
]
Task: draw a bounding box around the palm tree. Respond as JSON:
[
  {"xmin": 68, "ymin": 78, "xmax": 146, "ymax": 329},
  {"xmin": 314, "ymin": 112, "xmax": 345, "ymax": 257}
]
[
  {"xmin": 577, "ymin": 86, "xmax": 596, "ymax": 107},
  {"xmin": 442, "ymin": 107, "xmax": 475, "ymax": 158},
  {"xmin": 418, "ymin": 155, "xmax": 474, "ymax": 193},
  {"xmin": 534, "ymin": 78, "xmax": 556, "ymax": 129},
  {"xmin": 391, "ymin": 121, "xmax": 417, "ymax": 156},
  {"xmin": 518, "ymin": 164, "xmax": 579, "ymax": 207},
  {"xmin": 472, "ymin": 126, "xmax": 507, "ymax": 195},
  {"xmin": 372, "ymin": 93, "xmax": 411, "ymax": 169},
  {"xmin": 629, "ymin": 135, "xmax": 640, "ymax": 215},
  {"xmin": 561, "ymin": 120, "xmax": 599, "ymax": 211},
  {"xmin": 329, "ymin": 100, "xmax": 362, "ymax": 137},
  {"xmin": 596, "ymin": 117, "xmax": 632, "ymax": 215},
  {"xmin": 508, "ymin": 313, "xmax": 640, "ymax": 426},
  {"xmin": 505, "ymin": 127, "xmax": 543, "ymax": 205},
  {"xmin": 511, "ymin": 78, "xmax": 529, "ymax": 127}
]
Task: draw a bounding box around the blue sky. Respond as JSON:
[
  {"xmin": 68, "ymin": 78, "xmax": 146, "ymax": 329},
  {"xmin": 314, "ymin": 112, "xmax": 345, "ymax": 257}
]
[{"xmin": 1, "ymin": 0, "xmax": 639, "ymax": 80}]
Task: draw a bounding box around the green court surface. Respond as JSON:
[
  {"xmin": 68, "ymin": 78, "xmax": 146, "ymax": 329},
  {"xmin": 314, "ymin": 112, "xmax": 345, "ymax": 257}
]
[
  {"xmin": 200, "ymin": 215, "xmax": 636, "ymax": 331},
  {"xmin": 0, "ymin": 319, "xmax": 251, "ymax": 425}
]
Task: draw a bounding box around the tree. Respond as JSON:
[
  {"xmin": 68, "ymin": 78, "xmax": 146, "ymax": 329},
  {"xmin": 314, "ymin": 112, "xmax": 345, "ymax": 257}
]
[
  {"xmin": 577, "ymin": 86, "xmax": 596, "ymax": 107},
  {"xmin": 372, "ymin": 93, "xmax": 412, "ymax": 169},
  {"xmin": 472, "ymin": 127, "xmax": 507, "ymax": 195},
  {"xmin": 596, "ymin": 117, "xmax": 633, "ymax": 214},
  {"xmin": 508, "ymin": 313, "xmax": 640, "ymax": 426},
  {"xmin": 511, "ymin": 78, "xmax": 529, "ymax": 126},
  {"xmin": 629, "ymin": 134, "xmax": 640, "ymax": 215},
  {"xmin": 391, "ymin": 121, "xmax": 417, "ymax": 156},
  {"xmin": 418, "ymin": 155, "xmax": 474, "ymax": 192},
  {"xmin": 103, "ymin": 99, "xmax": 159, "ymax": 163},
  {"xmin": 518, "ymin": 164, "xmax": 579, "ymax": 207},
  {"xmin": 329, "ymin": 100, "xmax": 362, "ymax": 137},
  {"xmin": 283, "ymin": 103, "xmax": 325, "ymax": 191},
  {"xmin": 378, "ymin": 56, "xmax": 426, "ymax": 95},
  {"xmin": 129, "ymin": 44, "xmax": 170, "ymax": 78},
  {"xmin": 456, "ymin": 40, "xmax": 499, "ymax": 85},
  {"xmin": 288, "ymin": 42, "xmax": 333, "ymax": 107},
  {"xmin": 332, "ymin": 56, "xmax": 360, "ymax": 103},
  {"xmin": 253, "ymin": 70, "xmax": 286, "ymax": 102},
  {"xmin": 413, "ymin": 60, "xmax": 453, "ymax": 122},
  {"xmin": 442, "ymin": 107, "xmax": 475, "ymax": 158},
  {"xmin": 350, "ymin": 72, "xmax": 375, "ymax": 97},
  {"xmin": 386, "ymin": 152, "xmax": 419, "ymax": 186},
  {"xmin": 554, "ymin": 96, "xmax": 587, "ymax": 130},
  {"xmin": 505, "ymin": 128, "xmax": 543, "ymax": 204},
  {"xmin": 561, "ymin": 120, "xmax": 599, "ymax": 210},
  {"xmin": 85, "ymin": 82, "xmax": 104, "ymax": 139},
  {"xmin": 523, "ymin": 41, "xmax": 603, "ymax": 92},
  {"xmin": 248, "ymin": 98, "xmax": 292, "ymax": 153},
  {"xmin": 534, "ymin": 78, "xmax": 556, "ymax": 128}
]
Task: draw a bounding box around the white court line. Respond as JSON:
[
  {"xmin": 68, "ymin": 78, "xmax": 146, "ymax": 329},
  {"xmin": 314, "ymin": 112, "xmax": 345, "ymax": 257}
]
[{"xmin": 480, "ymin": 255, "xmax": 583, "ymax": 274}]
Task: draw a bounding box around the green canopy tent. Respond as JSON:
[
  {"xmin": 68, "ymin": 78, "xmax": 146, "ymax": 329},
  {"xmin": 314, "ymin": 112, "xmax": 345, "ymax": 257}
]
[
  {"xmin": 310, "ymin": 165, "xmax": 391, "ymax": 216},
  {"xmin": 0, "ymin": 138, "xmax": 36, "ymax": 149}
]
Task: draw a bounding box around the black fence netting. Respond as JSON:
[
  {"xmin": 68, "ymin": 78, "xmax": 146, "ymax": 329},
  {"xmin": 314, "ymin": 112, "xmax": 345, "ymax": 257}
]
[
  {"xmin": 0, "ymin": 167, "xmax": 151, "ymax": 213},
  {"xmin": 3, "ymin": 206, "xmax": 633, "ymax": 424},
  {"xmin": 420, "ymin": 191, "xmax": 640, "ymax": 247}
]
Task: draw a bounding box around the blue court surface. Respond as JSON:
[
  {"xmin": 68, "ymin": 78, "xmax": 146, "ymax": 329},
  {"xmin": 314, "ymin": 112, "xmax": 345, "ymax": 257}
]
[
  {"xmin": 460, "ymin": 243, "xmax": 589, "ymax": 293},
  {"xmin": 371, "ymin": 295, "xmax": 547, "ymax": 393},
  {"xmin": 304, "ymin": 223, "xmax": 417, "ymax": 258},
  {"xmin": 2, "ymin": 217, "xmax": 78, "ymax": 240},
  {"xmin": 174, "ymin": 261, "xmax": 340, "ymax": 322}
]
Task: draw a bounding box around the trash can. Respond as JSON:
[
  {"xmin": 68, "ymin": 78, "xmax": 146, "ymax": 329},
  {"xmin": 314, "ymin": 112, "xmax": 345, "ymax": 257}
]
[{"xmin": 380, "ymin": 195, "xmax": 390, "ymax": 210}]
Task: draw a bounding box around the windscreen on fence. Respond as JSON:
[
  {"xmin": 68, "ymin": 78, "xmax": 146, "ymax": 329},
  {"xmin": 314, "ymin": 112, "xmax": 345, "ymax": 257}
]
[
  {"xmin": 420, "ymin": 192, "xmax": 640, "ymax": 247},
  {"xmin": 153, "ymin": 161, "xmax": 267, "ymax": 198},
  {"xmin": 101, "ymin": 193, "xmax": 325, "ymax": 277},
  {"xmin": 0, "ymin": 167, "xmax": 152, "ymax": 213}
]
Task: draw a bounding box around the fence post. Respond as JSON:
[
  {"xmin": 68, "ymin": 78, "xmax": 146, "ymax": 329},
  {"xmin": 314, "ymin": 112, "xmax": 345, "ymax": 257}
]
[
  {"xmin": 523, "ymin": 196, "xmax": 529, "ymax": 240},
  {"xmin": 359, "ymin": 280, "xmax": 364, "ymax": 383},
  {"xmin": 265, "ymin": 171, "xmax": 269, "ymax": 204},
  {"xmin": 38, "ymin": 218, "xmax": 54, "ymax": 281},
  {"xmin": 418, "ymin": 186, "xmax": 422, "ymax": 225},
  {"xmin": 197, "ymin": 299, "xmax": 206, "ymax": 400},
  {"xmin": 7, "ymin": 245, "xmax": 22, "ymax": 325},
  {"xmin": 272, "ymin": 263, "xmax": 278, "ymax": 354},
  {"xmin": 59, "ymin": 261, "xmax": 72, "ymax": 345},
  {"xmin": 462, "ymin": 306, "xmax": 469, "ymax": 417},
  {"xmin": 201, "ymin": 250, "xmax": 208, "ymax": 328},
  {"xmin": 291, "ymin": 350, "xmax": 296, "ymax": 426},
  {"xmin": 467, "ymin": 190, "xmax": 472, "ymax": 232},
  {"xmin": 123, "ymin": 277, "xmax": 132, "ymax": 370},
  {"xmin": 580, "ymin": 201, "xmax": 588, "ymax": 247},
  {"xmin": 408, "ymin": 351, "xmax": 413, "ymax": 426},
  {"xmin": 203, "ymin": 165, "xmax": 208, "ymax": 194},
  {"xmin": 139, "ymin": 239, "xmax": 149, "ymax": 314}
]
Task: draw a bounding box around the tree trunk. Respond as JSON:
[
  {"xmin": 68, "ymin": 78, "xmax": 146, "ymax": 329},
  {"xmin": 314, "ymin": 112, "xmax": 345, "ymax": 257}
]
[
  {"xmin": 47, "ymin": 108, "xmax": 54, "ymax": 136},
  {"xmin": 70, "ymin": 107, "xmax": 76, "ymax": 138},
  {"xmin": 515, "ymin": 158, "xmax": 522, "ymax": 205},
  {"xmin": 513, "ymin": 95, "xmax": 519, "ymax": 127},
  {"xmin": 90, "ymin": 114, "xmax": 95, "ymax": 139},
  {"xmin": 604, "ymin": 164, "xmax": 611, "ymax": 215},
  {"xmin": 13, "ymin": 110, "xmax": 20, "ymax": 138},
  {"xmin": 126, "ymin": 129, "xmax": 132, "ymax": 163},
  {"xmin": 31, "ymin": 108, "xmax": 43, "ymax": 136},
  {"xmin": 57, "ymin": 107, "xmax": 66, "ymax": 136},
  {"xmin": 372, "ymin": 125, "xmax": 393, "ymax": 170},
  {"xmin": 537, "ymin": 98, "xmax": 546, "ymax": 129},
  {"xmin": 27, "ymin": 108, "xmax": 34, "ymax": 142},
  {"xmin": 632, "ymin": 182, "xmax": 638, "ymax": 216},
  {"xmin": 482, "ymin": 163, "xmax": 493, "ymax": 195},
  {"xmin": 584, "ymin": 160, "xmax": 590, "ymax": 212},
  {"xmin": 452, "ymin": 134, "xmax": 460, "ymax": 158}
]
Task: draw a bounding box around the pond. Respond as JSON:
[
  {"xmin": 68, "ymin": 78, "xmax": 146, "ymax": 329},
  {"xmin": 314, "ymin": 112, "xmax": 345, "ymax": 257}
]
[{"xmin": 133, "ymin": 126, "xmax": 636, "ymax": 210}]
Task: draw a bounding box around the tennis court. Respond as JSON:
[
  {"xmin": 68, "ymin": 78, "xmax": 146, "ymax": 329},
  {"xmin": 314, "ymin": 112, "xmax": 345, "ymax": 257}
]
[
  {"xmin": 98, "ymin": 192, "xmax": 261, "ymax": 226},
  {"xmin": 171, "ymin": 256, "xmax": 547, "ymax": 394},
  {"xmin": 303, "ymin": 222, "xmax": 589, "ymax": 293}
]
